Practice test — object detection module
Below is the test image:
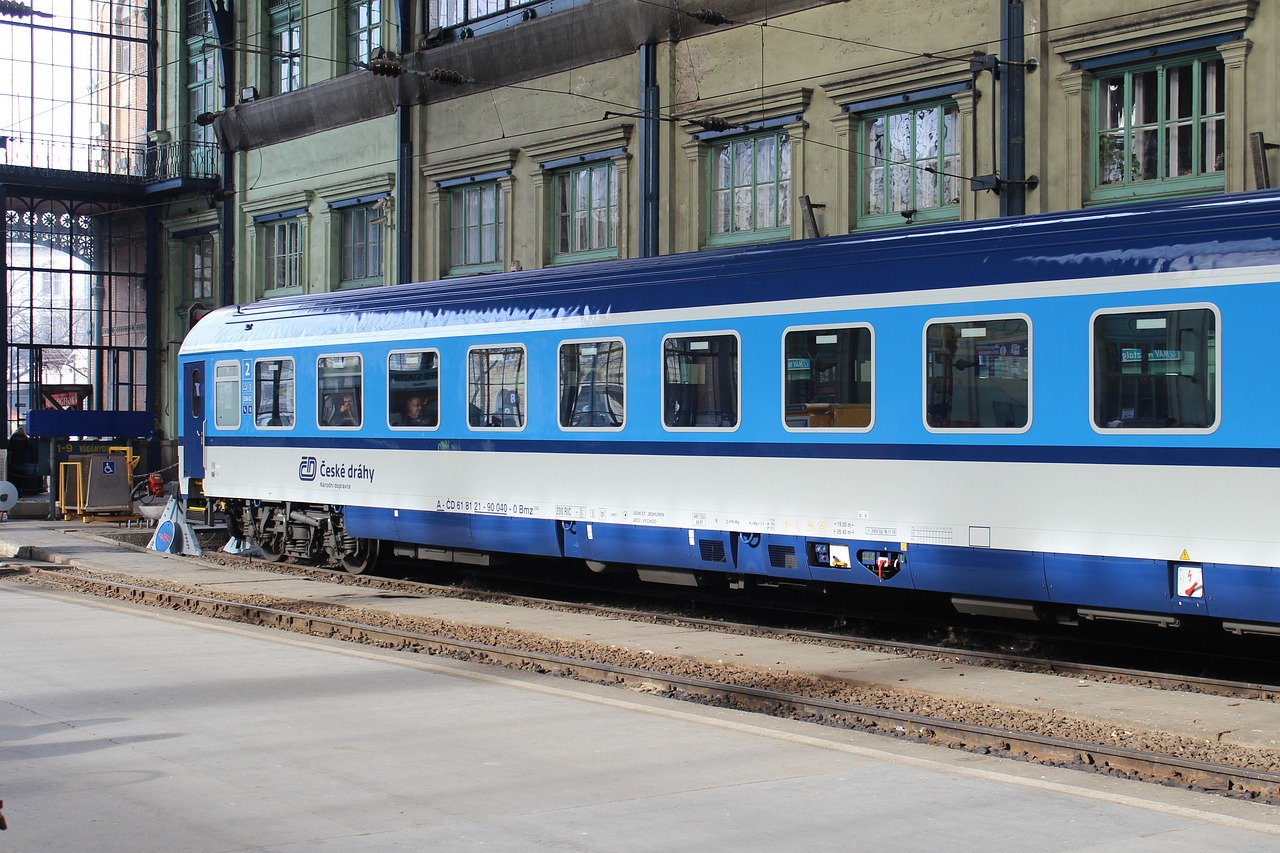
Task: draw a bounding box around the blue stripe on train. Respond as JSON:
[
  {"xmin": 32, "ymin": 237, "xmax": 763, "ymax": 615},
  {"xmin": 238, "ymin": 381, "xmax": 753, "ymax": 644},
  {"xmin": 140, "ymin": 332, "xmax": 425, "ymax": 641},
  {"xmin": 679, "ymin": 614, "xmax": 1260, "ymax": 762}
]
[{"xmin": 210, "ymin": 436, "xmax": 1280, "ymax": 468}]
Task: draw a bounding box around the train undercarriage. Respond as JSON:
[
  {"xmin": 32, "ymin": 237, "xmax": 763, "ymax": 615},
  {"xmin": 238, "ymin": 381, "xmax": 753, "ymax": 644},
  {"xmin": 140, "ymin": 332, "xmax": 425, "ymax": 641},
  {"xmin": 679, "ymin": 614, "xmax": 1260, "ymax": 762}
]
[{"xmin": 222, "ymin": 499, "xmax": 380, "ymax": 574}]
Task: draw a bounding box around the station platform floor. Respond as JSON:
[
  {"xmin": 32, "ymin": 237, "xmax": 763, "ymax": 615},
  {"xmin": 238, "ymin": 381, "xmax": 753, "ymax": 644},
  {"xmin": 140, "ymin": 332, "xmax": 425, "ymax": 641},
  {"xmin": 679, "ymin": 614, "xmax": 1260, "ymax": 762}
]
[{"xmin": 2, "ymin": 518, "xmax": 1280, "ymax": 850}]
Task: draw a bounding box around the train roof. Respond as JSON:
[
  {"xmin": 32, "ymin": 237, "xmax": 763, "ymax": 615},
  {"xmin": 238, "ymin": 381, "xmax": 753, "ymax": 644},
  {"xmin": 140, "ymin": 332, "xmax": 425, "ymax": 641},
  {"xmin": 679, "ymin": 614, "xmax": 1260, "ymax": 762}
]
[{"xmin": 181, "ymin": 191, "xmax": 1280, "ymax": 354}]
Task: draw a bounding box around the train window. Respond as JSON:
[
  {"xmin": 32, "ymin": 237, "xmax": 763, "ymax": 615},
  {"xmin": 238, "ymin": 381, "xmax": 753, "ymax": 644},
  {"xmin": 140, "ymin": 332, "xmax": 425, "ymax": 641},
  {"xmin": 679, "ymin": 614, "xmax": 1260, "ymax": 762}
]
[
  {"xmin": 1092, "ymin": 306, "xmax": 1217, "ymax": 431},
  {"xmin": 254, "ymin": 358, "xmax": 295, "ymax": 428},
  {"xmin": 318, "ymin": 354, "xmax": 363, "ymax": 428},
  {"xmin": 663, "ymin": 333, "xmax": 739, "ymax": 429},
  {"xmin": 783, "ymin": 326, "xmax": 873, "ymax": 430},
  {"xmin": 468, "ymin": 345, "xmax": 526, "ymax": 428},
  {"xmin": 559, "ymin": 339, "xmax": 625, "ymax": 429},
  {"xmin": 213, "ymin": 361, "xmax": 241, "ymax": 429},
  {"xmin": 925, "ymin": 317, "xmax": 1030, "ymax": 431},
  {"xmin": 388, "ymin": 350, "xmax": 439, "ymax": 428}
]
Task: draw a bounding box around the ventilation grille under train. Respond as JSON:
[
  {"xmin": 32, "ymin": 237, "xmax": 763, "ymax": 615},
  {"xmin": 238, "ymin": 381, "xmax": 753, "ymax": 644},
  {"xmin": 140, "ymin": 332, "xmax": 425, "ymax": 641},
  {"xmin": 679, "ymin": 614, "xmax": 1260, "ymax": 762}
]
[
  {"xmin": 768, "ymin": 545, "xmax": 798, "ymax": 569},
  {"xmin": 699, "ymin": 539, "xmax": 726, "ymax": 563}
]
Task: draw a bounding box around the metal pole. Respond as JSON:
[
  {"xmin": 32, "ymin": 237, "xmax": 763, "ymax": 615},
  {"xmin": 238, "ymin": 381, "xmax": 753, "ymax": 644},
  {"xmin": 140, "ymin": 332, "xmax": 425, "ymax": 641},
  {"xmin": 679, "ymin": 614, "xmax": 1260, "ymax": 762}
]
[
  {"xmin": 639, "ymin": 43, "xmax": 660, "ymax": 258},
  {"xmin": 1001, "ymin": 0, "xmax": 1027, "ymax": 216}
]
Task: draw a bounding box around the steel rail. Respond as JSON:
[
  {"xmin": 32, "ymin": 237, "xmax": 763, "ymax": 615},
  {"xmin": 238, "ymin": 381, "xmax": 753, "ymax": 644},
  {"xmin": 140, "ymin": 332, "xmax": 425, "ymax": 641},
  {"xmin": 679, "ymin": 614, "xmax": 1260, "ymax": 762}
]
[{"xmin": 15, "ymin": 568, "xmax": 1280, "ymax": 803}]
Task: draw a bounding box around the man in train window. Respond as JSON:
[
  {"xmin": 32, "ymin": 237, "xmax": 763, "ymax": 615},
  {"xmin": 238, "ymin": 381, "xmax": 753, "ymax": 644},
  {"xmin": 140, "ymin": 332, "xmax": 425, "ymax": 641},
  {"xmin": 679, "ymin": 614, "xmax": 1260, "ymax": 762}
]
[{"xmin": 327, "ymin": 393, "xmax": 357, "ymax": 427}]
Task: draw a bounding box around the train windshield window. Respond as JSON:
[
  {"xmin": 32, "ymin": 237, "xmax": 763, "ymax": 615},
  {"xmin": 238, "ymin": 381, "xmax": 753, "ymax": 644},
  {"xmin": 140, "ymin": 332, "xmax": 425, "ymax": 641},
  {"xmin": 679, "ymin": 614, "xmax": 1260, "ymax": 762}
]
[
  {"xmin": 214, "ymin": 361, "xmax": 241, "ymax": 429},
  {"xmin": 318, "ymin": 354, "xmax": 363, "ymax": 428},
  {"xmin": 388, "ymin": 351, "xmax": 439, "ymax": 428},
  {"xmin": 559, "ymin": 340, "xmax": 625, "ymax": 429},
  {"xmin": 1093, "ymin": 307, "xmax": 1217, "ymax": 430},
  {"xmin": 925, "ymin": 317, "xmax": 1029, "ymax": 431},
  {"xmin": 783, "ymin": 327, "xmax": 872, "ymax": 429},
  {"xmin": 663, "ymin": 333, "xmax": 739, "ymax": 429},
  {"xmin": 468, "ymin": 346, "xmax": 526, "ymax": 428},
  {"xmin": 254, "ymin": 358, "xmax": 295, "ymax": 428}
]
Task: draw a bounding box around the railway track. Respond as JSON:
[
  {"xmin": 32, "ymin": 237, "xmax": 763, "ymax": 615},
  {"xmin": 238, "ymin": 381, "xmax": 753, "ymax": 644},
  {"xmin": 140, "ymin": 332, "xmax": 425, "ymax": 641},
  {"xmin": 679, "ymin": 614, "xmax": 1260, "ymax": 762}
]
[
  {"xmin": 9, "ymin": 563, "xmax": 1280, "ymax": 804},
  {"xmin": 239, "ymin": 558, "xmax": 1280, "ymax": 704}
]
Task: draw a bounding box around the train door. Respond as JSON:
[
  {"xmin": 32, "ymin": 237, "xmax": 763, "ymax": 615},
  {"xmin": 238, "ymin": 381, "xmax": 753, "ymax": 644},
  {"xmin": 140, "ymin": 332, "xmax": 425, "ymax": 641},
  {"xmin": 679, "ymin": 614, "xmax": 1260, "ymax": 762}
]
[{"xmin": 181, "ymin": 361, "xmax": 206, "ymax": 481}]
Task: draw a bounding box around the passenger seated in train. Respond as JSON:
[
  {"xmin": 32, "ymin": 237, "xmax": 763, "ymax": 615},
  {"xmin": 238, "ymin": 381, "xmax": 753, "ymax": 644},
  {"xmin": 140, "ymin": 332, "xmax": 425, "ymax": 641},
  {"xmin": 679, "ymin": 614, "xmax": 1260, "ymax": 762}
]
[
  {"xmin": 394, "ymin": 395, "xmax": 435, "ymax": 427},
  {"xmin": 324, "ymin": 393, "xmax": 357, "ymax": 427}
]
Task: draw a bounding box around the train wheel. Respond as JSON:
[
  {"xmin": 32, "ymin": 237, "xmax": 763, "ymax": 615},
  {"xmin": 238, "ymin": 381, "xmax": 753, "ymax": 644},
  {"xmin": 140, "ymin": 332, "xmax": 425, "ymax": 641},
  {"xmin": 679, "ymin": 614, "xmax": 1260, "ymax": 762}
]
[
  {"xmin": 255, "ymin": 533, "xmax": 288, "ymax": 563},
  {"xmin": 340, "ymin": 538, "xmax": 380, "ymax": 575}
]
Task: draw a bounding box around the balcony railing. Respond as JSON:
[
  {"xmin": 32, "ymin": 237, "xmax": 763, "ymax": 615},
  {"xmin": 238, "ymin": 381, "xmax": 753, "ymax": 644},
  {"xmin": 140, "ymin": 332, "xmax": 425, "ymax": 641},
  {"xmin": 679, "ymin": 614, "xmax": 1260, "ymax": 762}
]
[{"xmin": 0, "ymin": 134, "xmax": 220, "ymax": 184}]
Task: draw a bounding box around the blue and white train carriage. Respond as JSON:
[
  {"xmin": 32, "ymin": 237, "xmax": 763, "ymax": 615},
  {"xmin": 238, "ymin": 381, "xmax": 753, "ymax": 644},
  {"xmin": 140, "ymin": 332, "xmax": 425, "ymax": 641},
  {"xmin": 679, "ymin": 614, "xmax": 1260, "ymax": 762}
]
[{"xmin": 178, "ymin": 191, "xmax": 1280, "ymax": 634}]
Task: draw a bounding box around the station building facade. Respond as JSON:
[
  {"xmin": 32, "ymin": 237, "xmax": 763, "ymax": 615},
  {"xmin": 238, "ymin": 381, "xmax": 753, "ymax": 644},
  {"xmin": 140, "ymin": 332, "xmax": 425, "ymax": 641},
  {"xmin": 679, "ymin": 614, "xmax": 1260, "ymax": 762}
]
[{"xmin": 152, "ymin": 0, "xmax": 1271, "ymax": 444}]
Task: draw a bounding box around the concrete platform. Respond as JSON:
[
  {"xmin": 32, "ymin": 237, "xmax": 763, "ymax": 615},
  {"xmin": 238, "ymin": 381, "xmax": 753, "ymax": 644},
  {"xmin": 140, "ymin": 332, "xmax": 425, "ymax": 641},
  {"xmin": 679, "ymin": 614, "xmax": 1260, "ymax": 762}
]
[{"xmin": 5, "ymin": 580, "xmax": 1280, "ymax": 851}]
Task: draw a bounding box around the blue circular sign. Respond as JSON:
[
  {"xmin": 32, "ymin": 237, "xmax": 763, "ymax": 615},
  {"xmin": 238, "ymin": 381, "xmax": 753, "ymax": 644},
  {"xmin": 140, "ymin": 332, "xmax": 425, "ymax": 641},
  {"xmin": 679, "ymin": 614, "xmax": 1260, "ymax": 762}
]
[{"xmin": 155, "ymin": 520, "xmax": 176, "ymax": 552}]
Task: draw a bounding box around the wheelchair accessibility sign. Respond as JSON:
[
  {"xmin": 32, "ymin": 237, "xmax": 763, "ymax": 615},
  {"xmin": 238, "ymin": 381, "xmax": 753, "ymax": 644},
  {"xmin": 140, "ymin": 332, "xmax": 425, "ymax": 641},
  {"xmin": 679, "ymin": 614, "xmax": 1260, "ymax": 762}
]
[{"xmin": 102, "ymin": 460, "xmax": 115, "ymax": 475}]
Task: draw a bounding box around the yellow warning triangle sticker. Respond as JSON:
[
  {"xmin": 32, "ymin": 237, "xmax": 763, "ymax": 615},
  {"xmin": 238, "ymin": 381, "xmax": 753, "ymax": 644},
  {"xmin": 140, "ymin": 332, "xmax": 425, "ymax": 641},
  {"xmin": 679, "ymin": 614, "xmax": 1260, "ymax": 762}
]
[{"xmin": 1180, "ymin": 549, "xmax": 1191, "ymax": 561}]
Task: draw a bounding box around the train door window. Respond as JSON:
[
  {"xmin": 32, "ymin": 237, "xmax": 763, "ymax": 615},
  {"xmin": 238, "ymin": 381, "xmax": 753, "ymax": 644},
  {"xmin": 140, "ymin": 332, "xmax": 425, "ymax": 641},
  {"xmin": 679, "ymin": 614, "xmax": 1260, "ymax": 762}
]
[
  {"xmin": 213, "ymin": 360, "xmax": 241, "ymax": 429},
  {"xmin": 663, "ymin": 333, "xmax": 740, "ymax": 429},
  {"xmin": 318, "ymin": 354, "xmax": 363, "ymax": 428},
  {"xmin": 1092, "ymin": 306, "xmax": 1217, "ymax": 431},
  {"xmin": 783, "ymin": 326, "xmax": 873, "ymax": 430},
  {"xmin": 388, "ymin": 350, "xmax": 439, "ymax": 428},
  {"xmin": 559, "ymin": 339, "xmax": 625, "ymax": 429},
  {"xmin": 925, "ymin": 317, "xmax": 1030, "ymax": 431},
  {"xmin": 254, "ymin": 358, "xmax": 296, "ymax": 428},
  {"xmin": 468, "ymin": 345, "xmax": 526, "ymax": 429}
]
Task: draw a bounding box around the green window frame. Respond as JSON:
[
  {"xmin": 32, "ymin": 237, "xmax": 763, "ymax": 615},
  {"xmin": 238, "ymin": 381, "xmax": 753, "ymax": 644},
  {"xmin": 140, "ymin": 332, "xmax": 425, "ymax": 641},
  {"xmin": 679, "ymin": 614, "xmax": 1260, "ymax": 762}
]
[
  {"xmin": 448, "ymin": 181, "xmax": 504, "ymax": 274},
  {"xmin": 269, "ymin": 0, "xmax": 301, "ymax": 95},
  {"xmin": 347, "ymin": 0, "xmax": 381, "ymax": 66},
  {"xmin": 552, "ymin": 161, "xmax": 617, "ymax": 264},
  {"xmin": 859, "ymin": 101, "xmax": 960, "ymax": 228},
  {"xmin": 264, "ymin": 218, "xmax": 301, "ymax": 291},
  {"xmin": 340, "ymin": 205, "xmax": 383, "ymax": 287},
  {"xmin": 708, "ymin": 130, "xmax": 790, "ymax": 247},
  {"xmin": 184, "ymin": 232, "xmax": 216, "ymax": 301},
  {"xmin": 1092, "ymin": 53, "xmax": 1225, "ymax": 201}
]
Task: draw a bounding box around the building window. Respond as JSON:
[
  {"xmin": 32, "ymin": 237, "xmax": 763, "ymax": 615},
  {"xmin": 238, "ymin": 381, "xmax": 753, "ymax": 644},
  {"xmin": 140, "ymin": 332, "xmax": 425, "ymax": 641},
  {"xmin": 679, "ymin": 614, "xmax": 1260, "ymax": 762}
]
[
  {"xmin": 468, "ymin": 345, "xmax": 526, "ymax": 428},
  {"xmin": 187, "ymin": 41, "xmax": 217, "ymax": 146},
  {"xmin": 254, "ymin": 357, "xmax": 295, "ymax": 428},
  {"xmin": 185, "ymin": 232, "xmax": 216, "ymax": 302},
  {"xmin": 553, "ymin": 162, "xmax": 617, "ymax": 263},
  {"xmin": 783, "ymin": 326, "xmax": 873, "ymax": 430},
  {"xmin": 663, "ymin": 333, "xmax": 739, "ymax": 429},
  {"xmin": 448, "ymin": 182, "xmax": 504, "ymax": 273},
  {"xmin": 1093, "ymin": 306, "xmax": 1217, "ymax": 430},
  {"xmin": 925, "ymin": 317, "xmax": 1030, "ymax": 431},
  {"xmin": 347, "ymin": 0, "xmax": 381, "ymax": 66},
  {"xmin": 436, "ymin": 0, "xmax": 538, "ymax": 29},
  {"xmin": 709, "ymin": 130, "xmax": 790, "ymax": 246},
  {"xmin": 318, "ymin": 354, "xmax": 362, "ymax": 428},
  {"xmin": 265, "ymin": 218, "xmax": 302, "ymax": 291},
  {"xmin": 861, "ymin": 102, "xmax": 959, "ymax": 227},
  {"xmin": 388, "ymin": 351, "xmax": 439, "ymax": 428},
  {"xmin": 269, "ymin": 1, "xmax": 302, "ymax": 95},
  {"xmin": 340, "ymin": 205, "xmax": 383, "ymax": 286},
  {"xmin": 559, "ymin": 339, "xmax": 625, "ymax": 429},
  {"xmin": 1094, "ymin": 54, "xmax": 1224, "ymax": 199},
  {"xmin": 214, "ymin": 361, "xmax": 241, "ymax": 429}
]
